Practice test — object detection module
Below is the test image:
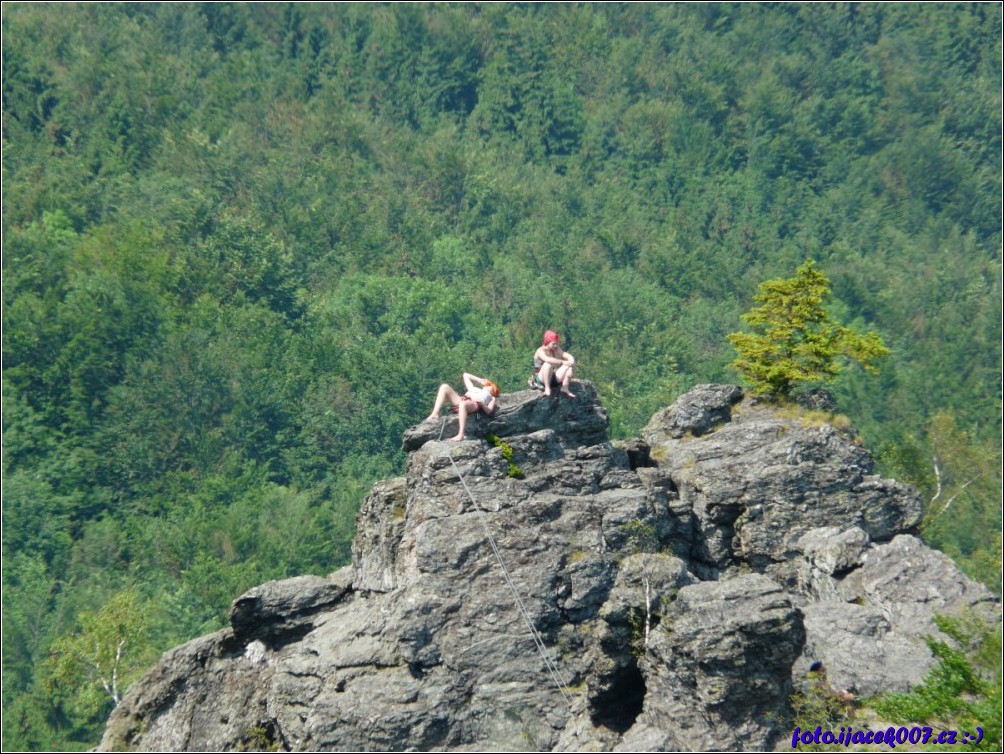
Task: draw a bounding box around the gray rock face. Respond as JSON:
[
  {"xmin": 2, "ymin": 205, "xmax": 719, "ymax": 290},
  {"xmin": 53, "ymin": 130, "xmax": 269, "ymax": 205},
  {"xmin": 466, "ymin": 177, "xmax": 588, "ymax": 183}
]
[
  {"xmin": 230, "ymin": 574, "xmax": 353, "ymax": 643},
  {"xmin": 796, "ymin": 600, "xmax": 932, "ymax": 698},
  {"xmin": 799, "ymin": 526, "xmax": 870, "ymax": 578},
  {"xmin": 643, "ymin": 383, "xmax": 743, "ymax": 442},
  {"xmin": 789, "ymin": 532, "xmax": 998, "ymax": 698},
  {"xmin": 643, "ymin": 392, "xmax": 924, "ymax": 579},
  {"xmin": 99, "ymin": 383, "xmax": 998, "ymax": 753},
  {"xmin": 837, "ymin": 533, "xmax": 999, "ymax": 634},
  {"xmin": 638, "ymin": 576, "xmax": 805, "ymax": 751}
]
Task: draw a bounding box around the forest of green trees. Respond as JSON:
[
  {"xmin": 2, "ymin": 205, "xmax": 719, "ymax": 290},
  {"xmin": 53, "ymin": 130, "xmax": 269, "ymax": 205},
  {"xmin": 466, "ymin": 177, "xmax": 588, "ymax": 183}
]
[{"xmin": 2, "ymin": 3, "xmax": 1000, "ymax": 749}]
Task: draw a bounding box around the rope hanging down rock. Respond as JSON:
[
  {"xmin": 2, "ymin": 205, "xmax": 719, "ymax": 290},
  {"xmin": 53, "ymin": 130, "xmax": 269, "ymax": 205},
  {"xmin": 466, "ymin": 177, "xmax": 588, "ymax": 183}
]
[{"xmin": 437, "ymin": 418, "xmax": 573, "ymax": 707}]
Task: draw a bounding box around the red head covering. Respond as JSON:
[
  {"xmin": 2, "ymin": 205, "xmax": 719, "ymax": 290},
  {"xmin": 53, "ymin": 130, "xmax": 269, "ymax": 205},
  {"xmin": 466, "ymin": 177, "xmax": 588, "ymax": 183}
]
[{"xmin": 543, "ymin": 330, "xmax": 559, "ymax": 346}]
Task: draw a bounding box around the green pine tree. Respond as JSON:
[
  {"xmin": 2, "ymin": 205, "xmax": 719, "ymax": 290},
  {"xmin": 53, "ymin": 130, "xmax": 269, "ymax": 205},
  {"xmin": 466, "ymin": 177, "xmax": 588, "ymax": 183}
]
[{"xmin": 728, "ymin": 261, "xmax": 890, "ymax": 397}]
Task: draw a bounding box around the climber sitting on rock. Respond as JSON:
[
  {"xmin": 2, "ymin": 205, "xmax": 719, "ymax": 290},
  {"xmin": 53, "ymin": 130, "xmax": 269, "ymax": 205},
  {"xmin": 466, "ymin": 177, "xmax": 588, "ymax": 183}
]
[
  {"xmin": 530, "ymin": 329, "xmax": 576, "ymax": 398},
  {"xmin": 424, "ymin": 372, "xmax": 500, "ymax": 441}
]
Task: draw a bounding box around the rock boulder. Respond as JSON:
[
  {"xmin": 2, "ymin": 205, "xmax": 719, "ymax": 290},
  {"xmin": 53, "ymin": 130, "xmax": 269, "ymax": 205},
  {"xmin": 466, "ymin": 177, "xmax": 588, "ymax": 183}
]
[{"xmin": 99, "ymin": 383, "xmax": 998, "ymax": 752}]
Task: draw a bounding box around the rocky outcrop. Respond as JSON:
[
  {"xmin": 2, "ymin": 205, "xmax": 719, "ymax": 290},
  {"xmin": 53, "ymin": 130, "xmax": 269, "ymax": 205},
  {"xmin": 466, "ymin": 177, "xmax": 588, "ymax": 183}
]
[
  {"xmin": 401, "ymin": 381, "xmax": 610, "ymax": 452},
  {"xmin": 642, "ymin": 384, "xmax": 923, "ymax": 580},
  {"xmin": 99, "ymin": 383, "xmax": 998, "ymax": 752}
]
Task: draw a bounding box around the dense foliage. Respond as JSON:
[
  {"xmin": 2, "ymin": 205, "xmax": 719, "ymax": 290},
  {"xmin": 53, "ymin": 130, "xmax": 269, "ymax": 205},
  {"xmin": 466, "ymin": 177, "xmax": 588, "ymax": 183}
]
[{"xmin": 2, "ymin": 3, "xmax": 1000, "ymax": 749}]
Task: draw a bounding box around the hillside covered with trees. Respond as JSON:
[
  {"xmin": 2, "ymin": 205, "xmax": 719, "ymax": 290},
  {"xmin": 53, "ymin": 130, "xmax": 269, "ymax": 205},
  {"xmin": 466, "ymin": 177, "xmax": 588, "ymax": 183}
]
[{"xmin": 2, "ymin": 3, "xmax": 1000, "ymax": 749}]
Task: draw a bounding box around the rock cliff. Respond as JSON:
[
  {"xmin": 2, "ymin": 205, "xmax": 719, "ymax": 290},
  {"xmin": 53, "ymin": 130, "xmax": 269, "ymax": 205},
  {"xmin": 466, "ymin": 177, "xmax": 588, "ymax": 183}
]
[{"xmin": 98, "ymin": 384, "xmax": 997, "ymax": 752}]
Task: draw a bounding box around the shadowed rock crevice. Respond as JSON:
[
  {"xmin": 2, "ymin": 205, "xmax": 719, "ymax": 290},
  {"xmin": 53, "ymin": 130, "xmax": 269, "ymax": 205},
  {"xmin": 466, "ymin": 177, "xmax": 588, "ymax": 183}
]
[
  {"xmin": 589, "ymin": 663, "xmax": 646, "ymax": 733},
  {"xmin": 98, "ymin": 383, "xmax": 999, "ymax": 753}
]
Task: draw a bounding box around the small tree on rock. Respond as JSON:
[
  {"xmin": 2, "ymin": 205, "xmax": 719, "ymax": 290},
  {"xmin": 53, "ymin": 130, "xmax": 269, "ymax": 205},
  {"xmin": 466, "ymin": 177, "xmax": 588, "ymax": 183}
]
[{"xmin": 728, "ymin": 261, "xmax": 890, "ymax": 397}]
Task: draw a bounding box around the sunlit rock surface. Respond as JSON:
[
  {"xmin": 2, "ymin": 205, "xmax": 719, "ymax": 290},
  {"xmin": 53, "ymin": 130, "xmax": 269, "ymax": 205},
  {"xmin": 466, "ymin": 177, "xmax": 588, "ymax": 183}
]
[{"xmin": 99, "ymin": 383, "xmax": 998, "ymax": 752}]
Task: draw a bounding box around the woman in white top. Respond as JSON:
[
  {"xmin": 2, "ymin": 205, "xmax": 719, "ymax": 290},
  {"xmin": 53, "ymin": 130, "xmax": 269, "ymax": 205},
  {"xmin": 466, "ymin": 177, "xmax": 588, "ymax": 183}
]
[{"xmin": 424, "ymin": 372, "xmax": 500, "ymax": 441}]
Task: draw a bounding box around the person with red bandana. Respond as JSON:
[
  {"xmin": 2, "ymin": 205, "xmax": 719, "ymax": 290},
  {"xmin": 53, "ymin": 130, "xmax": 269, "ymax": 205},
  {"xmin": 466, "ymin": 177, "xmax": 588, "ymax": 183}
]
[{"xmin": 530, "ymin": 330, "xmax": 576, "ymax": 398}]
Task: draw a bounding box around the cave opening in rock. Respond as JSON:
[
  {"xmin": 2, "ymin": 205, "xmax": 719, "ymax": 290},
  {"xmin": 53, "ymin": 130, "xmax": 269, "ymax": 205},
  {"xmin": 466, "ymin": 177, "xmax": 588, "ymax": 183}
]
[{"xmin": 589, "ymin": 663, "xmax": 646, "ymax": 733}]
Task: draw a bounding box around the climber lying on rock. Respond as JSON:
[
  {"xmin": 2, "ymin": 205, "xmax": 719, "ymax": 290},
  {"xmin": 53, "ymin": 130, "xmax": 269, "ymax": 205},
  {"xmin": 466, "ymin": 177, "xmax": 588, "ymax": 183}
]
[{"xmin": 424, "ymin": 372, "xmax": 500, "ymax": 441}]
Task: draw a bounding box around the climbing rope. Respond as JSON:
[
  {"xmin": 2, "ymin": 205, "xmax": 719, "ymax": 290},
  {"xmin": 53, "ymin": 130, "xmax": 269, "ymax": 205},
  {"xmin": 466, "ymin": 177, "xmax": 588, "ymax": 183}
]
[{"xmin": 437, "ymin": 418, "xmax": 574, "ymax": 707}]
